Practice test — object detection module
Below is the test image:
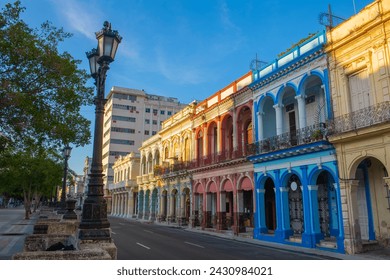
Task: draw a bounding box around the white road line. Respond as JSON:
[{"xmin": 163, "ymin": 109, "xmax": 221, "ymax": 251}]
[
  {"xmin": 136, "ymin": 242, "xmax": 151, "ymax": 250},
  {"xmin": 143, "ymin": 229, "xmax": 154, "ymax": 234},
  {"xmin": 111, "ymin": 231, "xmax": 117, "ymax": 235},
  {"xmin": 184, "ymin": 241, "xmax": 205, "ymax": 248}
]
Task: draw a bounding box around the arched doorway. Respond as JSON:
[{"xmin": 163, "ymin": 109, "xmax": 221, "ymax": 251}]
[
  {"xmin": 264, "ymin": 178, "xmax": 276, "ymax": 231},
  {"xmin": 221, "ymin": 115, "xmax": 233, "ymax": 160},
  {"xmin": 353, "ymin": 157, "xmax": 389, "ymax": 242},
  {"xmin": 240, "ymin": 176, "xmax": 254, "ymax": 230},
  {"xmin": 193, "ymin": 183, "xmax": 204, "ymax": 227},
  {"xmin": 316, "ymin": 171, "xmax": 338, "ymax": 238},
  {"xmin": 221, "ymin": 179, "xmax": 234, "ymax": 230},
  {"xmin": 206, "ymin": 182, "xmax": 218, "ymax": 228},
  {"xmin": 160, "ymin": 189, "xmax": 168, "ymax": 222},
  {"xmin": 287, "ymin": 174, "xmax": 304, "ymax": 235}
]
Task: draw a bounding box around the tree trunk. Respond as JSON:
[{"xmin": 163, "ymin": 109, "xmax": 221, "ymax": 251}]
[
  {"xmin": 23, "ymin": 186, "xmax": 32, "ymax": 220},
  {"xmin": 24, "ymin": 199, "xmax": 30, "ymax": 220}
]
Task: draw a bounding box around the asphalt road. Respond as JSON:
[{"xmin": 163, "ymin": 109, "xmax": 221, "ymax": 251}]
[{"xmin": 109, "ymin": 216, "xmax": 337, "ymax": 260}]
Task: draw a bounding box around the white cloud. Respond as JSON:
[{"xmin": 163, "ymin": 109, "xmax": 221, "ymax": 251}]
[
  {"xmin": 155, "ymin": 46, "xmax": 204, "ymax": 85},
  {"xmin": 49, "ymin": 0, "xmax": 101, "ymax": 40}
]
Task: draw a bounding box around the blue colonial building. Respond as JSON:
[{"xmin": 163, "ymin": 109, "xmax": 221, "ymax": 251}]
[{"xmin": 248, "ymin": 31, "xmax": 344, "ymax": 253}]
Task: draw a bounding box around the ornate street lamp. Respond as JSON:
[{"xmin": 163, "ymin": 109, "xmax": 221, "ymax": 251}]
[
  {"xmin": 79, "ymin": 21, "xmax": 122, "ymax": 241},
  {"xmin": 59, "ymin": 144, "xmax": 72, "ymax": 213}
]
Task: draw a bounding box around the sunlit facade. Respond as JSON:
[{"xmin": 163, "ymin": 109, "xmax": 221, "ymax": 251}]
[
  {"xmin": 248, "ymin": 31, "xmax": 344, "ymax": 253},
  {"xmin": 190, "ymin": 73, "xmax": 255, "ymax": 234},
  {"xmin": 326, "ymin": 0, "xmax": 390, "ymax": 254}
]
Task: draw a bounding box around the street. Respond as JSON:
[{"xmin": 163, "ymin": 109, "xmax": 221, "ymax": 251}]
[{"xmin": 109, "ymin": 216, "xmax": 338, "ymax": 260}]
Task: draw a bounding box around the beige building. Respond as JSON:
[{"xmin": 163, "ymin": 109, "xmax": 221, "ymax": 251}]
[
  {"xmin": 136, "ymin": 102, "xmax": 196, "ymax": 224},
  {"xmin": 326, "ymin": 0, "xmax": 390, "ymax": 254},
  {"xmin": 110, "ymin": 152, "xmax": 140, "ymax": 218},
  {"xmin": 102, "ymin": 87, "xmax": 186, "ymax": 210}
]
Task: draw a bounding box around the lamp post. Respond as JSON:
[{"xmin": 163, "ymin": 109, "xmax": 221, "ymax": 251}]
[
  {"xmin": 59, "ymin": 145, "xmax": 72, "ymax": 212},
  {"xmin": 79, "ymin": 21, "xmax": 122, "ymax": 240}
]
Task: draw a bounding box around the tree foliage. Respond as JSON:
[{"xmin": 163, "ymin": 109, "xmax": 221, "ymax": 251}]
[
  {"xmin": 0, "ymin": 1, "xmax": 94, "ymax": 151},
  {"xmin": 0, "ymin": 147, "xmax": 63, "ymax": 218}
]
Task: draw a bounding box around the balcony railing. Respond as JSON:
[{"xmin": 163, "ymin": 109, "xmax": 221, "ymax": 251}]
[
  {"xmin": 154, "ymin": 161, "xmax": 191, "ymax": 176},
  {"xmin": 328, "ymin": 101, "xmax": 390, "ymax": 135},
  {"xmin": 190, "ymin": 145, "xmax": 251, "ymax": 169},
  {"xmin": 247, "ymin": 122, "xmax": 327, "ymax": 156}
]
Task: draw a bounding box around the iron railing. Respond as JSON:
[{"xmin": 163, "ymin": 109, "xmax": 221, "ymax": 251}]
[
  {"xmin": 247, "ymin": 122, "xmax": 327, "ymax": 155},
  {"xmin": 327, "ymin": 101, "xmax": 390, "ymax": 134}
]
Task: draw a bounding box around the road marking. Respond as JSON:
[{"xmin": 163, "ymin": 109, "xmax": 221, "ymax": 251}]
[
  {"xmin": 184, "ymin": 241, "xmax": 205, "ymax": 248},
  {"xmin": 136, "ymin": 242, "xmax": 151, "ymax": 250},
  {"xmin": 143, "ymin": 229, "xmax": 154, "ymax": 234},
  {"xmin": 119, "ymin": 223, "xmax": 127, "ymax": 226},
  {"xmin": 111, "ymin": 231, "xmax": 117, "ymax": 235}
]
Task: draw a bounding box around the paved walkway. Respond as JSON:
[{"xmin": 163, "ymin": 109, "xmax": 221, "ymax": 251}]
[{"xmin": 0, "ymin": 207, "xmax": 38, "ymax": 260}]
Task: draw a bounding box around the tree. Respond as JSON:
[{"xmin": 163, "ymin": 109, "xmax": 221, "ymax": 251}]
[
  {"xmin": 0, "ymin": 147, "xmax": 63, "ymax": 219},
  {"xmin": 0, "ymin": 1, "xmax": 94, "ymax": 151}
]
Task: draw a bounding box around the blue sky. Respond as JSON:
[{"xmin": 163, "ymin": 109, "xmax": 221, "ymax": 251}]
[{"xmin": 15, "ymin": 0, "xmax": 373, "ymax": 174}]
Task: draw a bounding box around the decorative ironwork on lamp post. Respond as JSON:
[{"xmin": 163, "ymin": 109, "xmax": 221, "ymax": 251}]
[
  {"xmin": 79, "ymin": 21, "xmax": 122, "ymax": 240},
  {"xmin": 59, "ymin": 145, "xmax": 72, "ymax": 213}
]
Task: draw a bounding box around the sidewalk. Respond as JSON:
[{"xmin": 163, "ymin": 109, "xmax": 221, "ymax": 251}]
[{"xmin": 0, "ymin": 207, "xmax": 38, "ymax": 260}]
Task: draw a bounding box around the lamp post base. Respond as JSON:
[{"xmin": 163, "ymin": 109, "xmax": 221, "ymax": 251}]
[
  {"xmin": 78, "ymin": 228, "xmax": 111, "ymax": 240},
  {"xmin": 78, "ymin": 196, "xmax": 111, "ymax": 240}
]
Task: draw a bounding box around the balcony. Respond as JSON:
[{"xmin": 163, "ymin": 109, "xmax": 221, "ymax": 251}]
[
  {"xmin": 190, "ymin": 145, "xmax": 250, "ymax": 169},
  {"xmin": 154, "ymin": 162, "xmax": 190, "ymax": 178},
  {"xmin": 247, "ymin": 122, "xmax": 328, "ymax": 156},
  {"xmin": 328, "ymin": 101, "xmax": 390, "ymax": 135}
]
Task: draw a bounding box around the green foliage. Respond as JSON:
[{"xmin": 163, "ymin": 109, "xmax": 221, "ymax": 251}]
[
  {"xmin": 0, "ymin": 146, "xmax": 63, "ymax": 202},
  {"xmin": 0, "ymin": 1, "xmax": 94, "ymax": 152}
]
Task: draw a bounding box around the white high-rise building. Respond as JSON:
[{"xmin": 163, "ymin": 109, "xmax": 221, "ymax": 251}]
[{"xmin": 102, "ymin": 87, "xmax": 186, "ymax": 205}]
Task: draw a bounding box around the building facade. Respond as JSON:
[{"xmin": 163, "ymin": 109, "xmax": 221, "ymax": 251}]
[
  {"xmin": 248, "ymin": 31, "xmax": 345, "ymax": 253},
  {"xmin": 110, "ymin": 152, "xmax": 140, "ymax": 218},
  {"xmin": 136, "ymin": 102, "xmax": 196, "ymax": 225},
  {"xmin": 103, "ymin": 87, "xmax": 186, "ymax": 211},
  {"xmin": 190, "ymin": 73, "xmax": 255, "ymax": 234},
  {"xmin": 326, "ymin": 0, "xmax": 390, "ymax": 254}
]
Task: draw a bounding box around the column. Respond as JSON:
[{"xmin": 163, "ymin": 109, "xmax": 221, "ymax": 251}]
[
  {"xmin": 257, "ymin": 112, "xmax": 264, "ymax": 141},
  {"xmin": 295, "ymin": 94, "xmax": 306, "ymax": 129},
  {"xmin": 307, "ymin": 185, "xmax": 321, "ymax": 242},
  {"xmin": 180, "ymin": 191, "xmax": 186, "ymax": 225},
  {"xmin": 273, "ymin": 104, "xmax": 284, "ymax": 135},
  {"xmin": 345, "ymin": 180, "xmax": 363, "ymax": 254},
  {"xmin": 232, "ymin": 109, "xmax": 238, "ymax": 151},
  {"xmin": 150, "ymin": 190, "xmax": 155, "ymax": 221},
  {"xmin": 255, "ymin": 188, "xmax": 267, "ymax": 235},
  {"xmin": 333, "ymin": 183, "xmax": 345, "ymax": 251},
  {"xmin": 217, "ymin": 191, "xmax": 227, "ymax": 230},
  {"xmin": 217, "ymin": 116, "xmax": 222, "ymax": 156},
  {"xmin": 128, "ymin": 190, "xmax": 134, "ymax": 218}
]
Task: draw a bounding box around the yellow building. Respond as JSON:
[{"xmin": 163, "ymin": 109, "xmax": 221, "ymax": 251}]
[
  {"xmin": 326, "ymin": 0, "xmax": 390, "ymax": 254},
  {"xmin": 137, "ymin": 102, "xmax": 196, "ymax": 224},
  {"xmin": 110, "ymin": 152, "xmax": 140, "ymax": 218}
]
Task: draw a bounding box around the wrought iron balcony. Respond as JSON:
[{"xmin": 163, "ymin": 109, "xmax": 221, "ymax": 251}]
[
  {"xmin": 190, "ymin": 145, "xmax": 250, "ymax": 168},
  {"xmin": 247, "ymin": 122, "xmax": 327, "ymax": 156},
  {"xmin": 327, "ymin": 101, "xmax": 390, "ymax": 135},
  {"xmin": 154, "ymin": 162, "xmax": 190, "ymax": 177}
]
